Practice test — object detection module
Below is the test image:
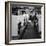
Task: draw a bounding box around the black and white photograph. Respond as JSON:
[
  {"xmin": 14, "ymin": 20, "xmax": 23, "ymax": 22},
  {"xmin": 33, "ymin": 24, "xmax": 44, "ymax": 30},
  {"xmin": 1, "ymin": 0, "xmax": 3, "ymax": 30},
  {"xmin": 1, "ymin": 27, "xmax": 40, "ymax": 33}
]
[
  {"xmin": 12, "ymin": 4, "xmax": 41, "ymax": 39},
  {"xmin": 5, "ymin": 2, "xmax": 45, "ymax": 44}
]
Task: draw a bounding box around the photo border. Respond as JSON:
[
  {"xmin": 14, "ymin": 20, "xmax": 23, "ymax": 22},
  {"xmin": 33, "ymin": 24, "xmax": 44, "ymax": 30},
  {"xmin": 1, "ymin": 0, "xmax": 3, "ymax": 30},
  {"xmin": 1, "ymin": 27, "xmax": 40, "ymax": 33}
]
[{"xmin": 5, "ymin": 1, "xmax": 45, "ymax": 45}]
